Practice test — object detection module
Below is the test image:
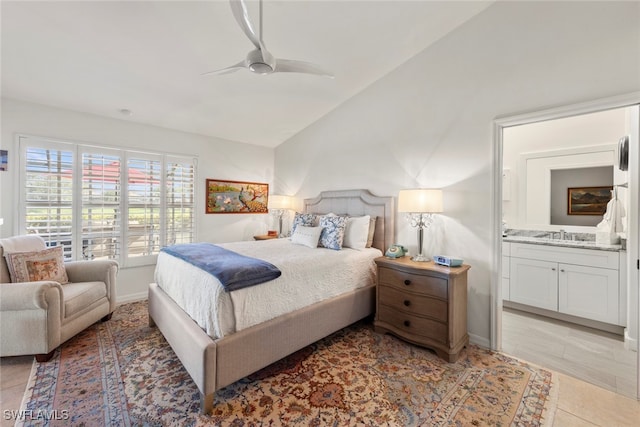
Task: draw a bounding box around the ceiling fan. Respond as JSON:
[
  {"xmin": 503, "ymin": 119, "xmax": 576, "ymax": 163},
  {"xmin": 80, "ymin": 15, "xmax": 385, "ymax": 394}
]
[{"xmin": 202, "ymin": 0, "xmax": 333, "ymax": 78}]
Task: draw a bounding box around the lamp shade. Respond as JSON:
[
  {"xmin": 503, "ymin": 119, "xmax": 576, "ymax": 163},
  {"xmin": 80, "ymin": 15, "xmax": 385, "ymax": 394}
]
[
  {"xmin": 398, "ymin": 189, "xmax": 443, "ymax": 213},
  {"xmin": 268, "ymin": 194, "xmax": 294, "ymax": 210}
]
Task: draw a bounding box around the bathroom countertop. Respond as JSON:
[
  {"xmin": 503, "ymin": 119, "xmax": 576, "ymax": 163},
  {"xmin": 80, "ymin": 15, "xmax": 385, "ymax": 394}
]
[{"xmin": 502, "ymin": 235, "xmax": 623, "ymax": 252}]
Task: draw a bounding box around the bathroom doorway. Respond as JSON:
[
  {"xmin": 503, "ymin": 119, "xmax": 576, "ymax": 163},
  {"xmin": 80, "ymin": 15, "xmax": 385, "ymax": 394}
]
[{"xmin": 492, "ymin": 94, "xmax": 640, "ymax": 399}]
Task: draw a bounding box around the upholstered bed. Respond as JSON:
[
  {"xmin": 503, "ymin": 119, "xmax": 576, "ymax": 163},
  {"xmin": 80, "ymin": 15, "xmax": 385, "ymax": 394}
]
[{"xmin": 148, "ymin": 189, "xmax": 394, "ymax": 414}]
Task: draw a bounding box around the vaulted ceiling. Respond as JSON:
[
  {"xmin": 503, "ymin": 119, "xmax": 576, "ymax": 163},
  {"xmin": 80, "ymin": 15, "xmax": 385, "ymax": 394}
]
[{"xmin": 1, "ymin": 1, "xmax": 493, "ymax": 147}]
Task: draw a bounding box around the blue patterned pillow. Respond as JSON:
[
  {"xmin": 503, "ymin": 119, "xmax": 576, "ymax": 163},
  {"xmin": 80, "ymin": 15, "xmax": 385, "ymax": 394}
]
[
  {"xmin": 319, "ymin": 215, "xmax": 348, "ymax": 250},
  {"xmin": 291, "ymin": 212, "xmax": 316, "ymax": 235}
]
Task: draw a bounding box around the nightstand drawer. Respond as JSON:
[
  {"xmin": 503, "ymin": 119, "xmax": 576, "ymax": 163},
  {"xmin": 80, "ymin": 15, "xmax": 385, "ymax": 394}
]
[
  {"xmin": 378, "ymin": 285, "xmax": 447, "ymax": 322},
  {"xmin": 378, "ymin": 267, "xmax": 447, "ymax": 299},
  {"xmin": 378, "ymin": 305, "xmax": 447, "ymax": 344}
]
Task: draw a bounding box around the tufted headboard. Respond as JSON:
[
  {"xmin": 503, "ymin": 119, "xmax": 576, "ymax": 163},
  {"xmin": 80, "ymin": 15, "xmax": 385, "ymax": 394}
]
[{"xmin": 303, "ymin": 189, "xmax": 395, "ymax": 253}]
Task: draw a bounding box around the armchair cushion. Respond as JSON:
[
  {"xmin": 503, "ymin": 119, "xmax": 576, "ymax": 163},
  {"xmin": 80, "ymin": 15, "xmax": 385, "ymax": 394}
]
[
  {"xmin": 5, "ymin": 246, "xmax": 69, "ymax": 284},
  {"xmin": 63, "ymin": 281, "xmax": 107, "ymax": 318}
]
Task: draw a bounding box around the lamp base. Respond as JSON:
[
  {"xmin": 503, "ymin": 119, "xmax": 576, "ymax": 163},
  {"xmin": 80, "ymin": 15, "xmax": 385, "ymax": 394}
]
[{"xmin": 411, "ymin": 254, "xmax": 430, "ymax": 262}]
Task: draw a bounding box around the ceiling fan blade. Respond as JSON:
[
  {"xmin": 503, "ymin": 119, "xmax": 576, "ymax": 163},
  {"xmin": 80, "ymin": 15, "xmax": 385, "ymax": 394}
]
[
  {"xmin": 274, "ymin": 59, "xmax": 334, "ymax": 78},
  {"xmin": 229, "ymin": 0, "xmax": 262, "ymax": 50},
  {"xmin": 201, "ymin": 60, "xmax": 246, "ymax": 76}
]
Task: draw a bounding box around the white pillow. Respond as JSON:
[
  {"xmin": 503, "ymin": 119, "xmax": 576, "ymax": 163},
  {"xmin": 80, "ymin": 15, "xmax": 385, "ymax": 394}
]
[
  {"xmin": 343, "ymin": 215, "xmax": 371, "ymax": 249},
  {"xmin": 290, "ymin": 226, "xmax": 322, "ymax": 248}
]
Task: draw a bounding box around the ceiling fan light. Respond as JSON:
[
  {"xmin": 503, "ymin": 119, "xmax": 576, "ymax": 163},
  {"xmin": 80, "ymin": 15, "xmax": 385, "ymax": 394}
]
[{"xmin": 249, "ymin": 62, "xmax": 272, "ymax": 74}]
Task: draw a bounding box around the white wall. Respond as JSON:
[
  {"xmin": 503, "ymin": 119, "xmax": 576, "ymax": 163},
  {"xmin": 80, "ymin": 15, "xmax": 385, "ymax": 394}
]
[
  {"xmin": 0, "ymin": 98, "xmax": 274, "ymax": 302},
  {"xmin": 273, "ymin": 1, "xmax": 640, "ymax": 345}
]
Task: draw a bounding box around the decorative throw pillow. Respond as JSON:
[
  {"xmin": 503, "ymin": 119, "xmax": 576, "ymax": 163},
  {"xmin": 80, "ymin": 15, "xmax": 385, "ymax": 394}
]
[
  {"xmin": 5, "ymin": 246, "xmax": 69, "ymax": 284},
  {"xmin": 318, "ymin": 215, "xmax": 348, "ymax": 250},
  {"xmin": 291, "ymin": 212, "xmax": 316, "ymax": 235},
  {"xmin": 290, "ymin": 226, "xmax": 323, "ymax": 249},
  {"xmin": 343, "ymin": 215, "xmax": 371, "ymax": 249}
]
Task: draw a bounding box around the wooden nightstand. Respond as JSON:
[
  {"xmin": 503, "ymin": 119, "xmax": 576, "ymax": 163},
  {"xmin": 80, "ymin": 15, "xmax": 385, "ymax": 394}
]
[
  {"xmin": 374, "ymin": 256, "xmax": 470, "ymax": 362},
  {"xmin": 253, "ymin": 234, "xmax": 278, "ymax": 241}
]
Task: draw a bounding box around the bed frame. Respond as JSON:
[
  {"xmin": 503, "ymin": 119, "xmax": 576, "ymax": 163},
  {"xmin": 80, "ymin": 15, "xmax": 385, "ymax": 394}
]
[{"xmin": 148, "ymin": 189, "xmax": 394, "ymax": 414}]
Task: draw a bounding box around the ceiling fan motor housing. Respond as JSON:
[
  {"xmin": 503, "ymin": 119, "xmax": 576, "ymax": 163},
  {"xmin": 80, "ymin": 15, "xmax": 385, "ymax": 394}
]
[{"xmin": 247, "ymin": 48, "xmax": 274, "ymax": 74}]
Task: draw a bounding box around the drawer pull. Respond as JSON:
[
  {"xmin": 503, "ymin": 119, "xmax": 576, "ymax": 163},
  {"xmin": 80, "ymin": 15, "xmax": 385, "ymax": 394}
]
[
  {"xmin": 404, "ymin": 279, "xmax": 411, "ymax": 286},
  {"xmin": 403, "ymin": 300, "xmax": 411, "ymax": 307},
  {"xmin": 403, "ymin": 320, "xmax": 411, "ymax": 327}
]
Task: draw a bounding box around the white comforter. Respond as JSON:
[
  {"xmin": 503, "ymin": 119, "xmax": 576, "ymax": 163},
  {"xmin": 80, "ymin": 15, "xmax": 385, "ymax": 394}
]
[{"xmin": 154, "ymin": 238, "xmax": 381, "ymax": 339}]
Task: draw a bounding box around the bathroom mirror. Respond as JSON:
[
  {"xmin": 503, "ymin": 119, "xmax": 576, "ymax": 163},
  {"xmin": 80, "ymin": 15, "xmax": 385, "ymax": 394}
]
[
  {"xmin": 550, "ymin": 166, "xmax": 613, "ymax": 226},
  {"xmin": 503, "ymin": 109, "xmax": 627, "ymax": 230}
]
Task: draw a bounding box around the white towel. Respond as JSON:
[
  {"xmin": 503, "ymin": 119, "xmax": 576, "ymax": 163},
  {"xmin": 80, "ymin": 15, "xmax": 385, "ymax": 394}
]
[
  {"xmin": 0, "ymin": 235, "xmax": 46, "ymax": 253},
  {"xmin": 603, "ymin": 198, "xmax": 626, "ymax": 233}
]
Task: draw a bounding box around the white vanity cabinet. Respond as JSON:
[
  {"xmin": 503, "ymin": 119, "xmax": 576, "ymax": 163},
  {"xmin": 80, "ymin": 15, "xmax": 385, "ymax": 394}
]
[
  {"xmin": 505, "ymin": 242, "xmax": 623, "ymax": 326},
  {"xmin": 510, "ymin": 257, "xmax": 559, "ymax": 311},
  {"xmin": 558, "ymin": 263, "xmax": 619, "ymax": 324}
]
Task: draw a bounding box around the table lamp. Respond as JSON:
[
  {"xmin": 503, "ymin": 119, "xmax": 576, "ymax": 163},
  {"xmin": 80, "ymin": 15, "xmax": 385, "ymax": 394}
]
[
  {"xmin": 268, "ymin": 195, "xmax": 294, "ymax": 237},
  {"xmin": 398, "ymin": 189, "xmax": 443, "ymax": 261}
]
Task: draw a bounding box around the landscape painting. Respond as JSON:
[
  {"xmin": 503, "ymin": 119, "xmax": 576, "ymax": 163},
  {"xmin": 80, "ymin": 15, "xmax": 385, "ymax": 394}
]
[
  {"xmin": 206, "ymin": 179, "xmax": 269, "ymax": 214},
  {"xmin": 567, "ymin": 186, "xmax": 612, "ymax": 215}
]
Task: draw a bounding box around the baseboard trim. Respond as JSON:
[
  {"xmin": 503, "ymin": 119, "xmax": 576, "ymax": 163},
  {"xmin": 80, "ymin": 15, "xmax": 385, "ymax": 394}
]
[
  {"xmin": 117, "ymin": 291, "xmax": 148, "ymax": 305},
  {"xmin": 469, "ymin": 332, "xmax": 490, "ymax": 349},
  {"xmin": 503, "ymin": 301, "xmax": 624, "ymax": 336},
  {"xmin": 624, "ymin": 329, "xmax": 639, "ymax": 351}
]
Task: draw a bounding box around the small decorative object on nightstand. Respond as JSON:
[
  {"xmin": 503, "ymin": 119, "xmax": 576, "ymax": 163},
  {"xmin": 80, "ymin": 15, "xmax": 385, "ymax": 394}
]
[
  {"xmin": 253, "ymin": 234, "xmax": 278, "ymax": 241},
  {"xmin": 374, "ymin": 256, "xmax": 470, "ymax": 362}
]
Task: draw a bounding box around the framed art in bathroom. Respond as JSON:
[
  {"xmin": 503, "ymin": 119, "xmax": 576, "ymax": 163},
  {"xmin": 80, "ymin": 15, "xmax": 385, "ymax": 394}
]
[
  {"xmin": 567, "ymin": 186, "xmax": 612, "ymax": 215},
  {"xmin": 0, "ymin": 150, "xmax": 7, "ymax": 171}
]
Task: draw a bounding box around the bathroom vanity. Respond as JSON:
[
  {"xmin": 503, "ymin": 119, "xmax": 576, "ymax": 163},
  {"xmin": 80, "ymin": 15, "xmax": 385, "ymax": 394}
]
[{"xmin": 502, "ymin": 232, "xmax": 626, "ymax": 332}]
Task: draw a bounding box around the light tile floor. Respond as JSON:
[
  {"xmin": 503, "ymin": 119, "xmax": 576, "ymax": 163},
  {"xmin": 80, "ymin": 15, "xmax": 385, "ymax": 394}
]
[
  {"xmin": 2, "ymin": 316, "xmax": 640, "ymax": 426},
  {"xmin": 502, "ymin": 307, "xmax": 638, "ymax": 398}
]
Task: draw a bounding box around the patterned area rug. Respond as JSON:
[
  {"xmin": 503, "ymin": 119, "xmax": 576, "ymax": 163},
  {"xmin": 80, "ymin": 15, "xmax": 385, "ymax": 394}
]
[{"xmin": 19, "ymin": 301, "xmax": 557, "ymax": 426}]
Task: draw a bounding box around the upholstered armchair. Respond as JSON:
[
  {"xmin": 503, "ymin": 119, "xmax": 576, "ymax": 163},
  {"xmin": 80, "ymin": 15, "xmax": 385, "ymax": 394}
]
[{"xmin": 0, "ymin": 235, "xmax": 118, "ymax": 362}]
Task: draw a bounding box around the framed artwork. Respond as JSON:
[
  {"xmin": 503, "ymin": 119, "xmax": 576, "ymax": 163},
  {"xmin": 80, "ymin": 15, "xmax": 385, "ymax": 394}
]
[
  {"xmin": 206, "ymin": 179, "xmax": 269, "ymax": 214},
  {"xmin": 0, "ymin": 150, "xmax": 7, "ymax": 171},
  {"xmin": 567, "ymin": 186, "xmax": 612, "ymax": 215}
]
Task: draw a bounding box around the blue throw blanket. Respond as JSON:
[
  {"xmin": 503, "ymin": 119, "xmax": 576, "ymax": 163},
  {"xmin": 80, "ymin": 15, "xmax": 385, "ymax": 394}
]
[{"xmin": 161, "ymin": 243, "xmax": 281, "ymax": 292}]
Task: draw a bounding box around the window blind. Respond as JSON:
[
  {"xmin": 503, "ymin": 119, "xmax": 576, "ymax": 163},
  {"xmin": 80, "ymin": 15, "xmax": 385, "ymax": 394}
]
[
  {"xmin": 166, "ymin": 157, "xmax": 196, "ymax": 246},
  {"xmin": 19, "ymin": 136, "xmax": 197, "ymax": 266},
  {"xmin": 126, "ymin": 155, "xmax": 162, "ymax": 259},
  {"xmin": 81, "ymin": 151, "xmax": 121, "ymax": 260},
  {"xmin": 23, "ymin": 145, "xmax": 75, "ymax": 258}
]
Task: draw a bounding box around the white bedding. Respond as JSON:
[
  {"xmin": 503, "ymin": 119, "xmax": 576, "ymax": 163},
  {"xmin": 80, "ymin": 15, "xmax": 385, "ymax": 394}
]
[{"xmin": 154, "ymin": 238, "xmax": 382, "ymax": 339}]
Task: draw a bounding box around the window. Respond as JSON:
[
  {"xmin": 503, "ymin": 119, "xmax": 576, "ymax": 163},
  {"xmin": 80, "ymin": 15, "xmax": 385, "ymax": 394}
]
[
  {"xmin": 81, "ymin": 149, "xmax": 122, "ymax": 261},
  {"xmin": 165, "ymin": 157, "xmax": 196, "ymax": 246},
  {"xmin": 23, "ymin": 141, "xmax": 75, "ymax": 258},
  {"xmin": 125, "ymin": 154, "xmax": 162, "ymax": 261},
  {"xmin": 18, "ymin": 136, "xmax": 196, "ymax": 267}
]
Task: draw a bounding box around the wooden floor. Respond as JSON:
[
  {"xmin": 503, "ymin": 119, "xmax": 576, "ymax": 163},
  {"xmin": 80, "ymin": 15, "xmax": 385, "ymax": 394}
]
[{"xmin": 2, "ymin": 349, "xmax": 640, "ymax": 426}]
